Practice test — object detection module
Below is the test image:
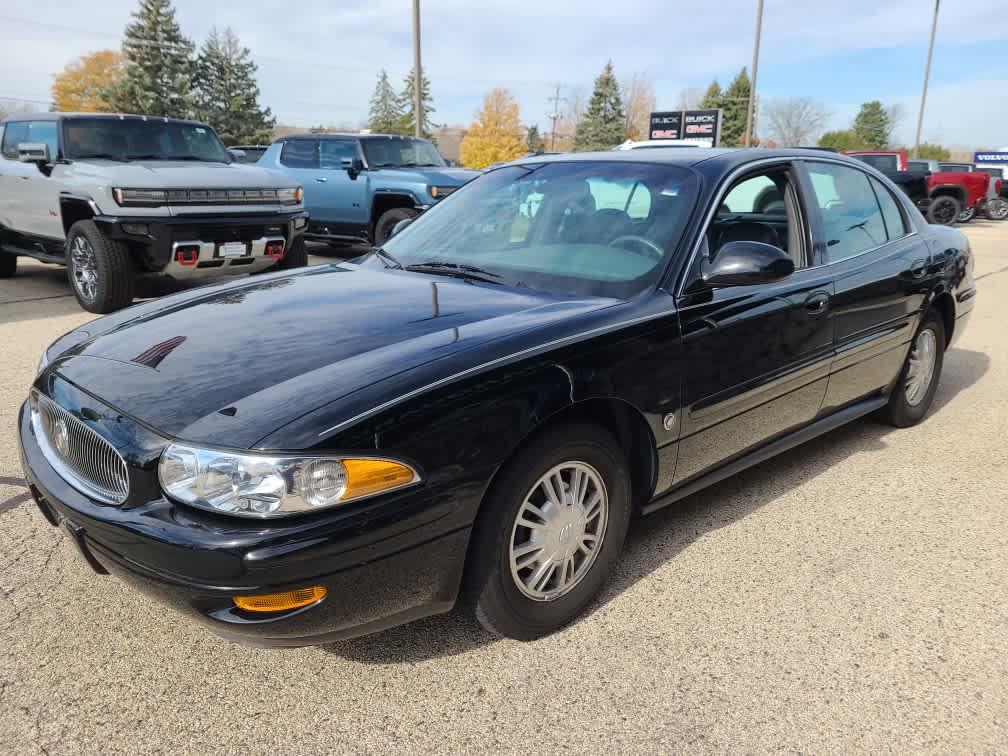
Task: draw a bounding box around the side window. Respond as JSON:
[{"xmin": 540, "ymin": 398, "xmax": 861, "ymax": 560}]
[
  {"xmin": 319, "ymin": 140, "xmax": 359, "ymax": 169},
  {"xmin": 1, "ymin": 121, "xmax": 29, "ymax": 158},
  {"xmin": 27, "ymin": 121, "xmax": 59, "ymax": 159},
  {"xmin": 806, "ymin": 162, "xmax": 887, "ymax": 263},
  {"xmin": 870, "ymin": 177, "xmax": 908, "ymax": 240},
  {"xmin": 625, "ymin": 182, "xmax": 652, "ymax": 219},
  {"xmin": 280, "ymin": 139, "xmax": 319, "ymax": 169},
  {"xmin": 709, "ymin": 168, "xmax": 803, "ymax": 267},
  {"xmin": 722, "ymin": 174, "xmax": 781, "ymax": 214},
  {"xmin": 587, "ymin": 178, "xmax": 652, "ymax": 219}
]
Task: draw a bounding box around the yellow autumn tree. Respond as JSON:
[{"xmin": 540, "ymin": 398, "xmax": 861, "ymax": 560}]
[
  {"xmin": 51, "ymin": 50, "xmax": 122, "ymax": 113},
  {"xmin": 459, "ymin": 88, "xmax": 526, "ymax": 169}
]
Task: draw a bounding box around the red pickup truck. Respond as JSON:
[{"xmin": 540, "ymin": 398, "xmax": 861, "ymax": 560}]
[{"xmin": 844, "ymin": 150, "xmax": 996, "ymax": 225}]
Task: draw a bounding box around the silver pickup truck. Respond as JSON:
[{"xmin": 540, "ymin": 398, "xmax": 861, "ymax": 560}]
[{"xmin": 0, "ymin": 113, "xmax": 308, "ymax": 313}]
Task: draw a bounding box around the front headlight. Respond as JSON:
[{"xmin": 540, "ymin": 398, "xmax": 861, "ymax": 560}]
[
  {"xmin": 277, "ymin": 186, "xmax": 303, "ymax": 204},
  {"xmin": 428, "ymin": 185, "xmax": 458, "ymax": 199},
  {"xmin": 158, "ymin": 443, "xmax": 419, "ymax": 518}
]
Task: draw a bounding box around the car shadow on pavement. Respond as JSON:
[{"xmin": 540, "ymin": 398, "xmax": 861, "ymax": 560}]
[{"xmin": 323, "ymin": 347, "xmax": 989, "ymax": 664}]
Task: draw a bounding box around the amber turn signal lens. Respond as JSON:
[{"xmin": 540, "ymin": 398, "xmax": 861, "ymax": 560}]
[
  {"xmin": 233, "ymin": 586, "xmax": 327, "ymax": 613},
  {"xmin": 343, "ymin": 459, "xmax": 417, "ymax": 499}
]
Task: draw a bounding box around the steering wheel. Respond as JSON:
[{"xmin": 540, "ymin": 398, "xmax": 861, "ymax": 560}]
[{"xmin": 608, "ymin": 235, "xmax": 663, "ymax": 261}]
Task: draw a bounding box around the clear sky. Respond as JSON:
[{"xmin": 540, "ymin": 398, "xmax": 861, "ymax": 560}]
[{"xmin": 1, "ymin": 1, "xmax": 1006, "ymax": 148}]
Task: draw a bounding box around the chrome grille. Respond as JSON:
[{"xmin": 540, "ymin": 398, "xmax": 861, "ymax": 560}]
[{"xmin": 31, "ymin": 393, "xmax": 129, "ymax": 505}]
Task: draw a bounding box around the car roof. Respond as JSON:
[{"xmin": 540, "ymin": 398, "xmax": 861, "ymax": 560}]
[
  {"xmin": 0, "ymin": 111, "xmax": 210, "ymax": 127},
  {"xmin": 279, "ymin": 133, "xmax": 433, "ymax": 142},
  {"xmin": 508, "ymin": 147, "xmax": 873, "ymax": 171}
]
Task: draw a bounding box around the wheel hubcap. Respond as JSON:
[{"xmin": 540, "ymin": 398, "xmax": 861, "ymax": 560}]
[
  {"xmin": 70, "ymin": 236, "xmax": 98, "ymax": 302},
  {"xmin": 933, "ymin": 200, "xmax": 956, "ymax": 224},
  {"xmin": 509, "ymin": 462, "xmax": 608, "ymax": 601},
  {"xmin": 905, "ymin": 328, "xmax": 937, "ymax": 406}
]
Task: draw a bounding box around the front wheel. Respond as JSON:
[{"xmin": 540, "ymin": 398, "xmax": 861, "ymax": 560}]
[
  {"xmin": 65, "ymin": 220, "xmax": 135, "ymax": 313},
  {"xmin": 957, "ymin": 205, "xmax": 976, "ymax": 223},
  {"xmin": 927, "ymin": 196, "xmax": 961, "ymax": 225},
  {"xmin": 985, "ymin": 197, "xmax": 1008, "ymax": 221},
  {"xmin": 878, "ymin": 311, "xmax": 945, "ymax": 427},
  {"xmin": 465, "ymin": 422, "xmax": 631, "ymax": 640},
  {"xmin": 373, "ymin": 207, "xmax": 418, "ymax": 246}
]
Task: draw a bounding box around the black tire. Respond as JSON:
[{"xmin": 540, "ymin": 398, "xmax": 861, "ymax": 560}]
[
  {"xmin": 878, "ymin": 310, "xmax": 945, "ymax": 427},
  {"xmin": 927, "ymin": 195, "xmax": 961, "ymax": 225},
  {"xmin": 373, "ymin": 207, "xmax": 418, "ymax": 246},
  {"xmin": 957, "ymin": 206, "xmax": 975, "ymax": 223},
  {"xmin": 0, "ymin": 252, "xmax": 16, "ymax": 278},
  {"xmin": 464, "ymin": 421, "xmax": 632, "ymax": 640},
  {"xmin": 65, "ymin": 220, "xmax": 135, "ymax": 313},
  {"xmin": 275, "ymin": 235, "xmax": 308, "ymax": 270}
]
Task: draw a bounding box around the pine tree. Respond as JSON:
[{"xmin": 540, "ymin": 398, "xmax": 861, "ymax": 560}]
[
  {"xmin": 106, "ymin": 0, "xmax": 195, "ymax": 117},
  {"xmin": 852, "ymin": 100, "xmax": 891, "ymax": 149},
  {"xmin": 720, "ymin": 68, "xmax": 751, "ymax": 146},
  {"xmin": 193, "ymin": 28, "xmax": 275, "ymax": 144},
  {"xmin": 573, "ymin": 61, "xmax": 626, "ymax": 152},
  {"xmin": 367, "ymin": 70, "xmax": 402, "ymax": 134},
  {"xmin": 526, "ymin": 124, "xmax": 545, "ymax": 153},
  {"xmin": 397, "ymin": 69, "xmax": 436, "ymax": 138},
  {"xmin": 459, "ymin": 88, "xmax": 526, "ymax": 169},
  {"xmin": 699, "ymin": 80, "xmax": 722, "ymax": 109}
]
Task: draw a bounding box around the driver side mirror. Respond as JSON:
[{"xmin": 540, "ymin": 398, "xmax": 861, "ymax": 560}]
[
  {"xmin": 341, "ymin": 157, "xmax": 364, "ymax": 180},
  {"xmin": 17, "ymin": 142, "xmax": 50, "ymax": 164},
  {"xmin": 701, "ymin": 240, "xmax": 794, "ymax": 286}
]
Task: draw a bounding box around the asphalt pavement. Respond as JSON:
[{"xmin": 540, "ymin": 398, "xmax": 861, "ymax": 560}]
[{"xmin": 0, "ymin": 229, "xmax": 1005, "ymax": 753}]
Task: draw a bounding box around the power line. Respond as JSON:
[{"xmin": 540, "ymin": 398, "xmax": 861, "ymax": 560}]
[{"xmin": 547, "ymin": 84, "xmax": 566, "ymax": 151}]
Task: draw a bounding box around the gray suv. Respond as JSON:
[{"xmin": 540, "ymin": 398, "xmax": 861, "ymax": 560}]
[{"xmin": 0, "ymin": 113, "xmax": 308, "ymax": 313}]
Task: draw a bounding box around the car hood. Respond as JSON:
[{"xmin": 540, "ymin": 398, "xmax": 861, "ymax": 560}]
[
  {"xmin": 75, "ymin": 159, "xmax": 295, "ymax": 188},
  {"xmin": 50, "ymin": 265, "xmax": 615, "ymax": 448},
  {"xmin": 370, "ymin": 166, "xmax": 480, "ymax": 185}
]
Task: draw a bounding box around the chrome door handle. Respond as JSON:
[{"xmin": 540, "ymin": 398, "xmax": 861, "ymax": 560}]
[
  {"xmin": 804, "ymin": 292, "xmax": 830, "ymax": 315},
  {"xmin": 910, "ymin": 259, "xmax": 927, "ymax": 278},
  {"xmin": 315, "ymin": 177, "xmax": 328, "ymax": 183}
]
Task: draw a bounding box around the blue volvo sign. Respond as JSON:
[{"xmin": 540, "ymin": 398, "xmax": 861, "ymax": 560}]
[{"xmin": 974, "ymin": 151, "xmax": 1008, "ymax": 163}]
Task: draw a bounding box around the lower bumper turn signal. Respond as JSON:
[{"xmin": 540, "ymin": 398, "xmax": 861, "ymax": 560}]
[{"xmin": 233, "ymin": 586, "xmax": 327, "ymax": 613}]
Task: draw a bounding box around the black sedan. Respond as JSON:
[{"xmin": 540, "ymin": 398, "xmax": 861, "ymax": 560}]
[{"xmin": 19, "ymin": 149, "xmax": 975, "ymax": 645}]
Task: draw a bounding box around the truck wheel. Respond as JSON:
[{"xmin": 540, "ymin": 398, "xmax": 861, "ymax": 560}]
[
  {"xmin": 927, "ymin": 196, "xmax": 960, "ymax": 225},
  {"xmin": 957, "ymin": 206, "xmax": 975, "ymax": 223},
  {"xmin": 373, "ymin": 208, "xmax": 418, "ymax": 246},
  {"xmin": 275, "ymin": 235, "xmax": 308, "ymax": 270},
  {"xmin": 0, "ymin": 253, "xmax": 16, "ymax": 278},
  {"xmin": 986, "ymin": 198, "xmax": 1008, "ymax": 221},
  {"xmin": 65, "ymin": 220, "xmax": 135, "ymax": 314}
]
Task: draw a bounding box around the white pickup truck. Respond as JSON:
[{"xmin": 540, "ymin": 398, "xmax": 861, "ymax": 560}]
[{"xmin": 0, "ymin": 113, "xmax": 308, "ymax": 312}]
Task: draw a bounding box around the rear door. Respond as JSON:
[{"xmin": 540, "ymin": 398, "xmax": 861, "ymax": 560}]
[
  {"xmin": 673, "ymin": 161, "xmax": 835, "ymax": 484},
  {"xmin": 799, "ymin": 159, "xmax": 930, "ymax": 411}
]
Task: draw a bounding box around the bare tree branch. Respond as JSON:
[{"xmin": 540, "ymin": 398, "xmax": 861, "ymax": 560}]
[{"xmin": 764, "ymin": 97, "xmax": 829, "ymax": 146}]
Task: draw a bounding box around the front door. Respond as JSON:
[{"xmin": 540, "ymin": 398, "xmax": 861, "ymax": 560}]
[
  {"xmin": 673, "ymin": 163, "xmax": 835, "ymax": 484},
  {"xmin": 0, "ymin": 119, "xmax": 63, "ymax": 240}
]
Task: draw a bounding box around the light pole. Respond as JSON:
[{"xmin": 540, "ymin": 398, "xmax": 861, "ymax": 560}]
[
  {"xmin": 913, "ymin": 0, "xmax": 940, "ymax": 159},
  {"xmin": 743, "ymin": 0, "xmax": 764, "ymax": 147},
  {"xmin": 412, "ymin": 0, "xmax": 423, "ymax": 138}
]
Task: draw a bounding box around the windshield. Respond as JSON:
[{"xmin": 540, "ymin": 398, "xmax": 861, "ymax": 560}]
[
  {"xmin": 62, "ymin": 118, "xmax": 231, "ymax": 162},
  {"xmin": 362, "ymin": 137, "xmax": 446, "ymax": 168},
  {"xmin": 978, "ymin": 167, "xmax": 1004, "ymax": 179},
  {"xmin": 376, "ymin": 160, "xmax": 698, "ymax": 299},
  {"xmin": 854, "ymin": 154, "xmax": 899, "ymax": 172}
]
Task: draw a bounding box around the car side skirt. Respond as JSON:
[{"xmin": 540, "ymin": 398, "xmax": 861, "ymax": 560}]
[{"xmin": 640, "ymin": 395, "xmax": 889, "ymax": 516}]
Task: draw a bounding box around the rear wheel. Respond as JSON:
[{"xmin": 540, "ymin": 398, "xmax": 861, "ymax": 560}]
[
  {"xmin": 927, "ymin": 196, "xmax": 961, "ymax": 225},
  {"xmin": 65, "ymin": 220, "xmax": 135, "ymax": 313},
  {"xmin": 465, "ymin": 422, "xmax": 631, "ymax": 640},
  {"xmin": 0, "ymin": 252, "xmax": 16, "ymax": 278},
  {"xmin": 373, "ymin": 207, "xmax": 418, "ymax": 246},
  {"xmin": 878, "ymin": 311, "xmax": 945, "ymax": 427}
]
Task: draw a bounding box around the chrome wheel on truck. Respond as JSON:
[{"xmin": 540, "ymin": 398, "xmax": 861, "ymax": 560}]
[{"xmin": 69, "ymin": 235, "xmax": 99, "ymax": 305}]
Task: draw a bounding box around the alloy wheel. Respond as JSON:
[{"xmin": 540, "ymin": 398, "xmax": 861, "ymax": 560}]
[
  {"xmin": 905, "ymin": 328, "xmax": 937, "ymax": 406},
  {"xmin": 70, "ymin": 235, "xmax": 99, "ymax": 303},
  {"xmin": 930, "ymin": 198, "xmax": 958, "ymax": 225},
  {"xmin": 987, "ymin": 198, "xmax": 1008, "ymax": 221},
  {"xmin": 508, "ymin": 462, "xmax": 609, "ymax": 601}
]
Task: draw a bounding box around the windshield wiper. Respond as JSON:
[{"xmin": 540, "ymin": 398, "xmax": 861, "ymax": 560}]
[
  {"xmin": 71, "ymin": 153, "xmax": 126, "ymax": 162},
  {"xmin": 404, "ymin": 261, "xmax": 502, "ymax": 285},
  {"xmin": 372, "ymin": 247, "xmax": 403, "ymax": 269}
]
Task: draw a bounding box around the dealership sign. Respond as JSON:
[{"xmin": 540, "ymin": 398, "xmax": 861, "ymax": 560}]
[
  {"xmin": 649, "ymin": 109, "xmax": 722, "ymax": 146},
  {"xmin": 974, "ymin": 151, "xmax": 1008, "ymax": 163}
]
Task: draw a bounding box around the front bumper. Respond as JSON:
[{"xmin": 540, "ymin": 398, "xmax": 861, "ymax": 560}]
[
  {"xmin": 94, "ymin": 210, "xmax": 309, "ymax": 277},
  {"xmin": 18, "ymin": 401, "xmax": 468, "ymax": 647}
]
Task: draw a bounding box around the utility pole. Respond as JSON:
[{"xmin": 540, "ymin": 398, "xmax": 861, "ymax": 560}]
[
  {"xmin": 412, "ymin": 0, "xmax": 423, "ymax": 138},
  {"xmin": 547, "ymin": 85, "xmax": 566, "ymax": 151},
  {"xmin": 744, "ymin": 0, "xmax": 764, "ymax": 147},
  {"xmin": 913, "ymin": 0, "xmax": 940, "ymax": 159}
]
